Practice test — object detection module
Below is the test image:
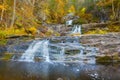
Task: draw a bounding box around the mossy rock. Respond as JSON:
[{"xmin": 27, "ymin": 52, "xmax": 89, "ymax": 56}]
[
  {"xmin": 34, "ymin": 57, "xmax": 43, "ymax": 62},
  {"xmin": 65, "ymin": 50, "xmax": 80, "ymax": 55},
  {"xmin": 70, "ymin": 33, "xmax": 81, "ymax": 36},
  {"xmin": 0, "ymin": 39, "xmax": 7, "ymax": 45},
  {"xmin": 96, "ymin": 56, "xmax": 113, "ymax": 63},
  {"xmin": 1, "ymin": 53, "xmax": 14, "ymax": 61},
  {"xmin": 96, "ymin": 53, "xmax": 120, "ymax": 64},
  {"xmin": 112, "ymin": 54, "xmax": 120, "ymax": 62}
]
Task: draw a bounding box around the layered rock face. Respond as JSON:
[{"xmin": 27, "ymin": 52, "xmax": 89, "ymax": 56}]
[
  {"xmin": 80, "ymin": 33, "xmax": 120, "ymax": 55},
  {"xmin": 0, "ymin": 33, "xmax": 120, "ymax": 56}
]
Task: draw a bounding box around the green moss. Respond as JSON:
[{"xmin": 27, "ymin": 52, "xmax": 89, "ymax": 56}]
[
  {"xmin": 96, "ymin": 54, "xmax": 120, "ymax": 64},
  {"xmin": 108, "ymin": 25, "xmax": 120, "ymax": 32},
  {"xmin": 85, "ymin": 24, "xmax": 120, "ymax": 34},
  {"xmin": 73, "ymin": 18, "xmax": 86, "ymax": 24},
  {"xmin": 96, "ymin": 56, "xmax": 113, "ymax": 63},
  {"xmin": 0, "ymin": 39, "xmax": 7, "ymax": 45},
  {"xmin": 1, "ymin": 53, "xmax": 13, "ymax": 61},
  {"xmin": 86, "ymin": 29, "xmax": 108, "ymax": 34},
  {"xmin": 0, "ymin": 31, "xmax": 7, "ymax": 39},
  {"xmin": 65, "ymin": 50, "xmax": 80, "ymax": 55},
  {"xmin": 112, "ymin": 54, "xmax": 120, "ymax": 62}
]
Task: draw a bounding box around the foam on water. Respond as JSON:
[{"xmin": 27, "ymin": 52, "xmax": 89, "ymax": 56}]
[{"xmin": 19, "ymin": 40, "xmax": 50, "ymax": 62}]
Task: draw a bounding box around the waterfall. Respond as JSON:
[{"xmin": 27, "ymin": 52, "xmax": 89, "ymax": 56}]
[
  {"xmin": 17, "ymin": 36, "xmax": 98, "ymax": 63},
  {"xmin": 42, "ymin": 40, "xmax": 50, "ymax": 62},
  {"xmin": 19, "ymin": 40, "xmax": 50, "ymax": 62},
  {"xmin": 66, "ymin": 20, "xmax": 73, "ymax": 26},
  {"xmin": 71, "ymin": 25, "xmax": 82, "ymax": 34},
  {"xmin": 60, "ymin": 47, "xmax": 65, "ymax": 61}
]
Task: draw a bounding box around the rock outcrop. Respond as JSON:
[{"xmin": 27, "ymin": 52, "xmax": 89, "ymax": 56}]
[{"xmin": 80, "ymin": 33, "xmax": 120, "ymax": 55}]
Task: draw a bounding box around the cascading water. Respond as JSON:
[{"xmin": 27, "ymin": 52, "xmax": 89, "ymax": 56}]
[
  {"xmin": 71, "ymin": 25, "xmax": 82, "ymax": 34},
  {"xmin": 17, "ymin": 32, "xmax": 98, "ymax": 63},
  {"xmin": 42, "ymin": 40, "xmax": 50, "ymax": 62},
  {"xmin": 17, "ymin": 37, "xmax": 98, "ymax": 63},
  {"xmin": 19, "ymin": 40, "xmax": 50, "ymax": 62},
  {"xmin": 66, "ymin": 20, "xmax": 73, "ymax": 26},
  {"xmin": 60, "ymin": 47, "xmax": 65, "ymax": 61}
]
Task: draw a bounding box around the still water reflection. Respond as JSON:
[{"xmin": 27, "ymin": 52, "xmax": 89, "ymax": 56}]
[{"xmin": 0, "ymin": 61, "xmax": 120, "ymax": 80}]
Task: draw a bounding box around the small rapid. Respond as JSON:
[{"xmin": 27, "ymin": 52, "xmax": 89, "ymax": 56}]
[
  {"xmin": 71, "ymin": 25, "xmax": 82, "ymax": 34},
  {"xmin": 19, "ymin": 40, "xmax": 50, "ymax": 62},
  {"xmin": 18, "ymin": 23, "xmax": 98, "ymax": 63},
  {"xmin": 18, "ymin": 36, "xmax": 98, "ymax": 63}
]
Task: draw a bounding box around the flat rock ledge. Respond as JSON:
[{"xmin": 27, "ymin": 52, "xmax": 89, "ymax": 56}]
[{"xmin": 80, "ymin": 33, "xmax": 120, "ymax": 55}]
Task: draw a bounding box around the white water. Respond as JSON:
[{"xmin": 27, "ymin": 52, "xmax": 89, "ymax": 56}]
[
  {"xmin": 60, "ymin": 47, "xmax": 65, "ymax": 61},
  {"xmin": 18, "ymin": 37, "xmax": 98, "ymax": 63},
  {"xmin": 42, "ymin": 40, "xmax": 50, "ymax": 62},
  {"xmin": 66, "ymin": 20, "xmax": 73, "ymax": 26},
  {"xmin": 19, "ymin": 40, "xmax": 49, "ymax": 62},
  {"xmin": 71, "ymin": 25, "xmax": 82, "ymax": 34}
]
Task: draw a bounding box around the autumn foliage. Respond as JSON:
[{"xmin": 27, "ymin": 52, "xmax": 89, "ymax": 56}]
[{"xmin": 0, "ymin": 0, "xmax": 119, "ymax": 38}]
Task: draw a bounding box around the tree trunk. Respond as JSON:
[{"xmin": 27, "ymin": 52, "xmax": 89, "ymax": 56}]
[
  {"xmin": 0, "ymin": 0, "xmax": 4, "ymax": 21},
  {"xmin": 116, "ymin": 2, "xmax": 120, "ymax": 21},
  {"xmin": 0, "ymin": 8, "xmax": 4, "ymax": 21},
  {"xmin": 112, "ymin": 0, "xmax": 115, "ymax": 19},
  {"xmin": 10, "ymin": 0, "xmax": 16, "ymax": 28}
]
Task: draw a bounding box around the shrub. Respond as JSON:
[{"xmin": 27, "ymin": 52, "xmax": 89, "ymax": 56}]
[
  {"xmin": 28, "ymin": 27, "xmax": 37, "ymax": 35},
  {"xmin": 0, "ymin": 30, "xmax": 7, "ymax": 39},
  {"xmin": 86, "ymin": 29, "xmax": 107, "ymax": 34},
  {"xmin": 108, "ymin": 25, "xmax": 120, "ymax": 32}
]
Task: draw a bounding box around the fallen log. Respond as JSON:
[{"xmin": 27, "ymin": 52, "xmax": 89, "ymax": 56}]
[
  {"xmin": 6, "ymin": 35, "xmax": 34, "ymax": 39},
  {"xmin": 82, "ymin": 21, "xmax": 120, "ymax": 32}
]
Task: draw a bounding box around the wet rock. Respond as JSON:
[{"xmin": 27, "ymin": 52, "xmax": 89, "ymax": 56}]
[
  {"xmin": 49, "ymin": 36, "xmax": 81, "ymax": 43},
  {"xmin": 7, "ymin": 39, "xmax": 33, "ymax": 53},
  {"xmin": 34, "ymin": 57, "xmax": 44, "ymax": 62},
  {"xmin": 65, "ymin": 49, "xmax": 80, "ymax": 55},
  {"xmin": 96, "ymin": 56, "xmax": 113, "ymax": 63},
  {"xmin": 0, "ymin": 45, "xmax": 6, "ymax": 57},
  {"xmin": 81, "ymin": 33, "xmax": 120, "ymax": 54}
]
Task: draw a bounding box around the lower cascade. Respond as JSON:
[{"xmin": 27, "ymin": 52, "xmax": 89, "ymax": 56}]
[
  {"xmin": 18, "ymin": 37, "xmax": 99, "ymax": 63},
  {"xmin": 19, "ymin": 40, "xmax": 50, "ymax": 62}
]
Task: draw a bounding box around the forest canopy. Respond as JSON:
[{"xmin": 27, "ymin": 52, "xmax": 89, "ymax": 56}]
[{"xmin": 0, "ymin": 0, "xmax": 120, "ymax": 38}]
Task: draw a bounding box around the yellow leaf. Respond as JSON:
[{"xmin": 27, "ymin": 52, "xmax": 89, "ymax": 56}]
[
  {"xmin": 80, "ymin": 8, "xmax": 86, "ymax": 14},
  {"xmin": 0, "ymin": 4, "xmax": 7, "ymax": 10},
  {"xmin": 68, "ymin": 5, "xmax": 75, "ymax": 13}
]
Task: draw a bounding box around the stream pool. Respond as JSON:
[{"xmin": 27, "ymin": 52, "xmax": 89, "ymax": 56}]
[{"xmin": 0, "ymin": 61, "xmax": 120, "ymax": 80}]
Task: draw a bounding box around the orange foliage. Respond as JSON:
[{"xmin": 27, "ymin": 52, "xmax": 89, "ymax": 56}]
[{"xmin": 0, "ymin": 4, "xmax": 7, "ymax": 10}]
